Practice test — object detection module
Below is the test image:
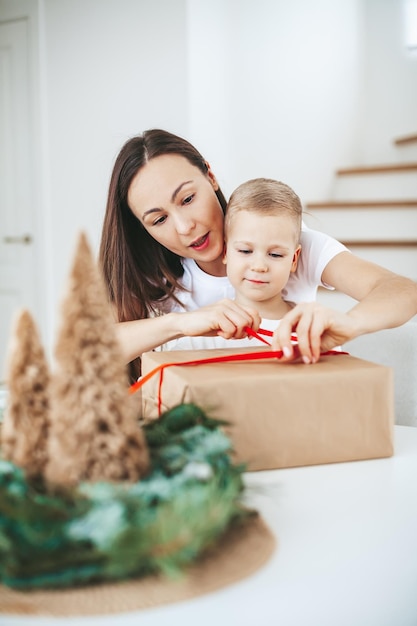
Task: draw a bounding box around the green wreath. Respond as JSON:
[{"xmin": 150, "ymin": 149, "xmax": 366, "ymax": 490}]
[{"xmin": 0, "ymin": 404, "xmax": 250, "ymax": 590}]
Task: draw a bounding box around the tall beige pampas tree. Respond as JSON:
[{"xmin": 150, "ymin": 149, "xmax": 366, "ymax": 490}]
[
  {"xmin": 1, "ymin": 309, "xmax": 50, "ymax": 477},
  {"xmin": 45, "ymin": 232, "xmax": 149, "ymax": 487}
]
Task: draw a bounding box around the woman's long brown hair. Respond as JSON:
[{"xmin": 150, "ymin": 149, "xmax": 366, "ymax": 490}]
[{"xmin": 99, "ymin": 129, "xmax": 227, "ymax": 381}]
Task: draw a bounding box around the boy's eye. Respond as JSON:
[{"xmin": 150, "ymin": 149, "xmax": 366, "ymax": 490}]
[
  {"xmin": 269, "ymin": 252, "xmax": 283, "ymax": 258},
  {"xmin": 238, "ymin": 249, "xmax": 252, "ymax": 254}
]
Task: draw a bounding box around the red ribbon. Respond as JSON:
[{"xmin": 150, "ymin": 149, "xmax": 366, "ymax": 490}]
[
  {"xmin": 130, "ymin": 326, "xmax": 348, "ymax": 415},
  {"xmin": 245, "ymin": 326, "xmax": 298, "ymax": 345}
]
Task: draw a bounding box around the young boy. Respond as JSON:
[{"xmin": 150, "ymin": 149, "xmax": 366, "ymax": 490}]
[
  {"xmin": 160, "ymin": 178, "xmax": 302, "ymax": 350},
  {"xmin": 223, "ymin": 177, "xmax": 301, "ymax": 335}
]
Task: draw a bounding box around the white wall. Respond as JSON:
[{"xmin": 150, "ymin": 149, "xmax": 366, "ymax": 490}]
[
  {"xmin": 358, "ymin": 0, "xmax": 417, "ymax": 163},
  {"xmin": 40, "ymin": 0, "xmax": 189, "ymax": 348},
  {"xmin": 187, "ymin": 0, "xmax": 363, "ymax": 201}
]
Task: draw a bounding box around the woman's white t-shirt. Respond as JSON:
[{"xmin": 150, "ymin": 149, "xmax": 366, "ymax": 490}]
[{"xmin": 157, "ymin": 227, "xmax": 348, "ymax": 351}]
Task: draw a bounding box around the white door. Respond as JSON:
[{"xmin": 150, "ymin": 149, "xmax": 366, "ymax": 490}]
[{"xmin": 0, "ymin": 18, "xmax": 38, "ymax": 378}]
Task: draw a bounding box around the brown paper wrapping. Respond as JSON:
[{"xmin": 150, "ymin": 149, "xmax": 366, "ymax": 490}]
[{"xmin": 141, "ymin": 348, "xmax": 394, "ymax": 471}]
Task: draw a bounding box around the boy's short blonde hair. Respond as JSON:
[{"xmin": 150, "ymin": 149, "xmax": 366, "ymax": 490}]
[{"xmin": 225, "ymin": 178, "xmax": 302, "ymax": 242}]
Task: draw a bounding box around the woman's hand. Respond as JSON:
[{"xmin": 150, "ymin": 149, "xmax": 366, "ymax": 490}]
[
  {"xmin": 271, "ymin": 302, "xmax": 359, "ymax": 363},
  {"xmin": 175, "ymin": 299, "xmax": 261, "ymax": 340},
  {"xmin": 115, "ymin": 300, "xmax": 261, "ymax": 364},
  {"xmin": 272, "ymin": 251, "xmax": 417, "ymax": 364}
]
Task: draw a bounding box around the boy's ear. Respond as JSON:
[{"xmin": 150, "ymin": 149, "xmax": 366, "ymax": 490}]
[
  {"xmin": 205, "ymin": 161, "xmax": 219, "ymax": 191},
  {"xmin": 291, "ymin": 245, "xmax": 302, "ymax": 272}
]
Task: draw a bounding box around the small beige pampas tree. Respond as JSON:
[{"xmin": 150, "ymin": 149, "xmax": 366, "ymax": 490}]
[
  {"xmin": 45, "ymin": 232, "xmax": 149, "ymax": 487},
  {"xmin": 1, "ymin": 309, "xmax": 50, "ymax": 477}
]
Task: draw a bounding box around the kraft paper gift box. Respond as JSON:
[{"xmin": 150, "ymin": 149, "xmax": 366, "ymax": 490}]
[{"xmin": 140, "ymin": 347, "xmax": 394, "ymax": 471}]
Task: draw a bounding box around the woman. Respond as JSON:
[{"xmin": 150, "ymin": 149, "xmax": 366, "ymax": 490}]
[{"xmin": 99, "ymin": 129, "xmax": 417, "ymax": 380}]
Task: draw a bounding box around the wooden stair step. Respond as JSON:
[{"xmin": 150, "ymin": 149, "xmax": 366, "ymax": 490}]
[
  {"xmin": 306, "ymin": 200, "xmax": 417, "ymax": 209},
  {"xmin": 394, "ymin": 134, "xmax": 417, "ymax": 146},
  {"xmin": 336, "ymin": 163, "xmax": 417, "ymax": 176},
  {"xmin": 341, "ymin": 240, "xmax": 417, "ymax": 247}
]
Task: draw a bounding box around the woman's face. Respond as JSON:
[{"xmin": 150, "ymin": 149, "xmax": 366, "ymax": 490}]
[{"xmin": 128, "ymin": 154, "xmax": 226, "ymax": 275}]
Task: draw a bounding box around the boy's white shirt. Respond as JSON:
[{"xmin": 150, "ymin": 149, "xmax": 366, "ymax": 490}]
[{"xmin": 156, "ymin": 225, "xmax": 348, "ymax": 351}]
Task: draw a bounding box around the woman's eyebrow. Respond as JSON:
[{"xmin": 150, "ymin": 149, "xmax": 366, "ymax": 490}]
[
  {"xmin": 171, "ymin": 180, "xmax": 192, "ymax": 202},
  {"xmin": 142, "ymin": 207, "xmax": 162, "ymax": 218},
  {"xmin": 142, "ymin": 181, "xmax": 193, "ymax": 218}
]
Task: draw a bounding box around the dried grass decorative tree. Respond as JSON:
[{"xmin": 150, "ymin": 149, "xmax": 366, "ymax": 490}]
[
  {"xmin": 45, "ymin": 232, "xmax": 149, "ymax": 487},
  {"xmin": 1, "ymin": 309, "xmax": 50, "ymax": 477}
]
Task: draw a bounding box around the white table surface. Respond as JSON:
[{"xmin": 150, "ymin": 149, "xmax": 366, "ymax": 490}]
[{"xmin": 2, "ymin": 425, "xmax": 417, "ymax": 626}]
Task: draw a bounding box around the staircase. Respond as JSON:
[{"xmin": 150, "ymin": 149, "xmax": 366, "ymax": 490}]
[{"xmin": 303, "ymin": 133, "xmax": 417, "ymax": 311}]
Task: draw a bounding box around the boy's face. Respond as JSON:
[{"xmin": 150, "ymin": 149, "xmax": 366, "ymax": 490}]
[{"xmin": 224, "ymin": 210, "xmax": 301, "ymax": 306}]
